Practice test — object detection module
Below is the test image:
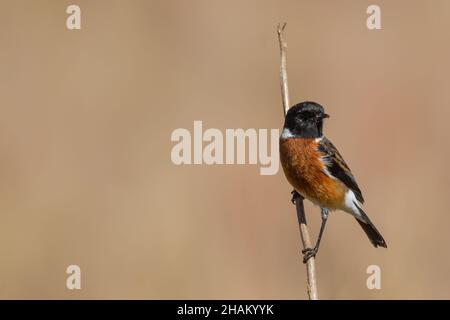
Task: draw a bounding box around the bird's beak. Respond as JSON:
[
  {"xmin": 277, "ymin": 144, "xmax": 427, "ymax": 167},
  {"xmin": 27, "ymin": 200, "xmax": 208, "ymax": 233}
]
[{"xmin": 322, "ymin": 113, "xmax": 330, "ymax": 119}]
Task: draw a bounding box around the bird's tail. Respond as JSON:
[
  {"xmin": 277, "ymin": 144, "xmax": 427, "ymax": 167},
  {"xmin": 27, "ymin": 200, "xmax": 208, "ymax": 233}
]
[{"xmin": 355, "ymin": 206, "xmax": 387, "ymax": 248}]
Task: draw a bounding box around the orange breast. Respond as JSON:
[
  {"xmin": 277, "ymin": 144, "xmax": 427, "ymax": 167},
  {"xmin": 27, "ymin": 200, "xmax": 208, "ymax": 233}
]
[{"xmin": 279, "ymin": 138, "xmax": 346, "ymax": 210}]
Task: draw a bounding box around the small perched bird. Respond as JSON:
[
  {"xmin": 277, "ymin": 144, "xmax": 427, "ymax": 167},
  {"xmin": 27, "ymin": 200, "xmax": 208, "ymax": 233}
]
[{"xmin": 279, "ymin": 101, "xmax": 386, "ymax": 262}]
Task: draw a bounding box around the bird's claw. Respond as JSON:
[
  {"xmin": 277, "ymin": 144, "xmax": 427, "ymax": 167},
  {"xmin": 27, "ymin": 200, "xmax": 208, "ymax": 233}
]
[
  {"xmin": 302, "ymin": 247, "xmax": 318, "ymax": 263},
  {"xmin": 291, "ymin": 190, "xmax": 300, "ymax": 204}
]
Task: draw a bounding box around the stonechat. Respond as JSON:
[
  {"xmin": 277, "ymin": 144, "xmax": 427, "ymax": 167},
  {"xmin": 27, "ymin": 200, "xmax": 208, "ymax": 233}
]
[{"xmin": 279, "ymin": 101, "xmax": 386, "ymax": 262}]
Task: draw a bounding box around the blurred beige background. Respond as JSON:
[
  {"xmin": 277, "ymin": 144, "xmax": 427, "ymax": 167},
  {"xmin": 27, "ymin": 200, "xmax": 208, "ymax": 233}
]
[{"xmin": 0, "ymin": 0, "xmax": 449, "ymax": 299}]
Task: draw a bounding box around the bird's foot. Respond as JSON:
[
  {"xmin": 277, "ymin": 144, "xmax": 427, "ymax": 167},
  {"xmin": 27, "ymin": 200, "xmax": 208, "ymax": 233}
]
[
  {"xmin": 291, "ymin": 190, "xmax": 301, "ymax": 204},
  {"xmin": 302, "ymin": 247, "xmax": 318, "ymax": 263}
]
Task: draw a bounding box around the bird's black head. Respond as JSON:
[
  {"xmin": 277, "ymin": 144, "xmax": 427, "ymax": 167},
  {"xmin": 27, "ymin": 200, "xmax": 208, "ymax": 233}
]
[{"xmin": 282, "ymin": 101, "xmax": 329, "ymax": 139}]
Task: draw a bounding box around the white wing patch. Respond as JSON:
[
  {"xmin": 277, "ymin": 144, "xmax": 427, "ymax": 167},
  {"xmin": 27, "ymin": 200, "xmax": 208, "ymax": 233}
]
[
  {"xmin": 316, "ymin": 138, "xmax": 336, "ymax": 180},
  {"xmin": 319, "ymin": 155, "xmax": 334, "ymax": 179}
]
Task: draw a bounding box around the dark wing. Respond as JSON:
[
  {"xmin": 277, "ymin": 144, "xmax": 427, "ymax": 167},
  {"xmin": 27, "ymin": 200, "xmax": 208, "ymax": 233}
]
[{"xmin": 318, "ymin": 137, "xmax": 364, "ymax": 203}]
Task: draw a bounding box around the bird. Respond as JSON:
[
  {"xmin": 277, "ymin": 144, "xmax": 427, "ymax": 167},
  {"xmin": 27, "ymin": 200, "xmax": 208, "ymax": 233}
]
[{"xmin": 279, "ymin": 101, "xmax": 386, "ymax": 263}]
